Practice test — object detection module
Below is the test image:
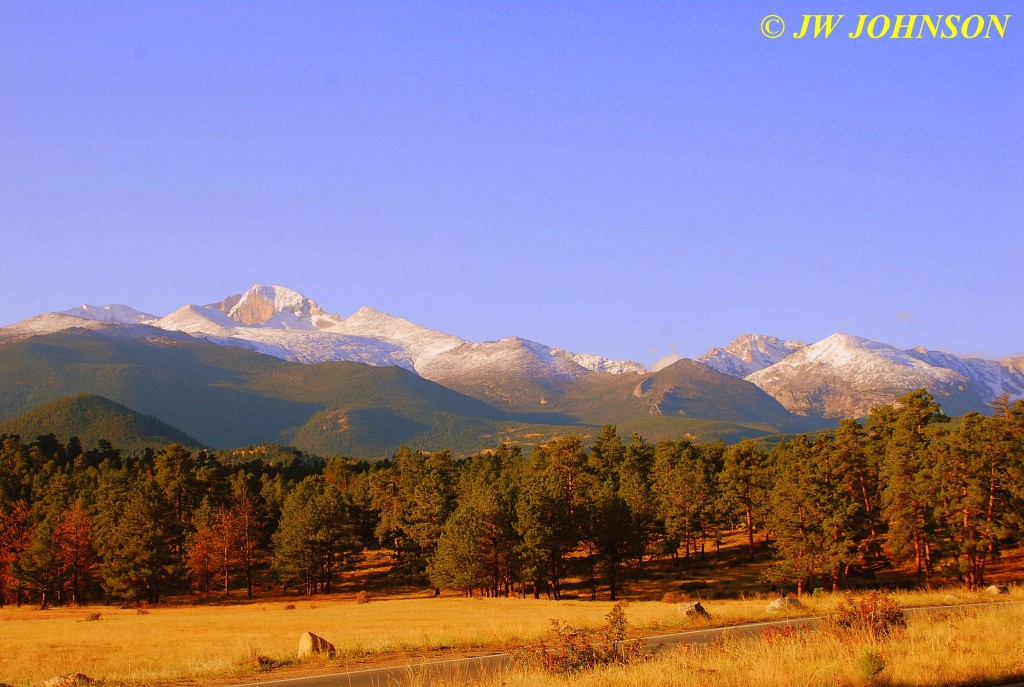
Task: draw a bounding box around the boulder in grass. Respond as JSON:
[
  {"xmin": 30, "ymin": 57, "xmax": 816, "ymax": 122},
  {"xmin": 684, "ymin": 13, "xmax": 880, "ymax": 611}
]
[
  {"xmin": 43, "ymin": 675, "xmax": 96, "ymax": 687},
  {"xmin": 679, "ymin": 601, "xmax": 711, "ymax": 619},
  {"xmin": 985, "ymin": 584, "xmax": 1009, "ymax": 595},
  {"xmin": 766, "ymin": 596, "xmax": 803, "ymax": 613},
  {"xmin": 298, "ymin": 631, "xmax": 336, "ymax": 658}
]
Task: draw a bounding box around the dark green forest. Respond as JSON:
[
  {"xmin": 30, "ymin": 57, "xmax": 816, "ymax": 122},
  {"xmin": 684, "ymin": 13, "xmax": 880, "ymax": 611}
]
[{"xmin": 1, "ymin": 390, "xmax": 1022, "ymax": 609}]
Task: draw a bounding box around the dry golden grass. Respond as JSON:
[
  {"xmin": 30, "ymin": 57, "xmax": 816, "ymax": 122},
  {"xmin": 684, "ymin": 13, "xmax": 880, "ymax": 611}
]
[
  {"xmin": 0, "ymin": 587, "xmax": 1014, "ymax": 686},
  {"xmin": 478, "ymin": 602, "xmax": 1024, "ymax": 687}
]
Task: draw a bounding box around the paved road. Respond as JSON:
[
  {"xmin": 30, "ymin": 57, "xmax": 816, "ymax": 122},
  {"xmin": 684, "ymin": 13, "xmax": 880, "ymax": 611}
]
[{"xmin": 226, "ymin": 601, "xmax": 1019, "ymax": 687}]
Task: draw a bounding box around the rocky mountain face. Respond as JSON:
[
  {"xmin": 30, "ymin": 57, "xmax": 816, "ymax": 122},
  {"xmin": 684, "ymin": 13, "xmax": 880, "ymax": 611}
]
[
  {"xmin": 699, "ymin": 334, "xmax": 806, "ymax": 377},
  {"xmin": 729, "ymin": 333, "xmax": 1020, "ymax": 418},
  {"xmin": 211, "ymin": 284, "xmax": 342, "ymax": 330}
]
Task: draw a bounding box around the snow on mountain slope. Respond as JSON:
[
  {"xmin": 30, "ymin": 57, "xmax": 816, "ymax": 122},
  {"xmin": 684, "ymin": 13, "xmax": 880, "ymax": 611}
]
[
  {"xmin": 746, "ymin": 333, "xmax": 972, "ymax": 418},
  {"xmin": 155, "ymin": 304, "xmax": 240, "ymax": 335},
  {"xmin": 4, "ymin": 285, "xmax": 643, "ymax": 379},
  {"xmin": 0, "ymin": 312, "xmax": 119, "ymax": 341},
  {"xmin": 328, "ymin": 306, "xmax": 466, "ymax": 370},
  {"xmin": 699, "ymin": 334, "xmax": 805, "ymax": 377},
  {"xmin": 415, "ymin": 336, "xmax": 602, "ymax": 410},
  {"xmin": 906, "ymin": 347, "xmax": 1024, "ymax": 402},
  {"xmin": 212, "ymin": 285, "xmax": 342, "ymax": 330},
  {"xmin": 561, "ymin": 350, "xmax": 646, "ymax": 375},
  {"xmin": 61, "ymin": 304, "xmax": 157, "ymax": 324},
  {"xmin": 420, "ymin": 336, "xmax": 596, "ymax": 381},
  {"xmin": 155, "ymin": 304, "xmax": 413, "ymax": 367}
]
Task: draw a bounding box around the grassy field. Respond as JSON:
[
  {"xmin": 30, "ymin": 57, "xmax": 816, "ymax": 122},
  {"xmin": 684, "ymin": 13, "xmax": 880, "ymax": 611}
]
[
  {"xmin": 0, "ymin": 587, "xmax": 1015, "ymax": 686},
  {"xmin": 485, "ymin": 600, "xmax": 1024, "ymax": 687}
]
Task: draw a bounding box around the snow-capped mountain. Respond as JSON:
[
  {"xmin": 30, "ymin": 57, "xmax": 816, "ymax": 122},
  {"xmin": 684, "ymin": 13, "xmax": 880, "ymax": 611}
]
[
  {"xmin": 327, "ymin": 306, "xmax": 467, "ymax": 368},
  {"xmin": 61, "ymin": 304, "xmax": 157, "ymax": 324},
  {"xmin": 743, "ymin": 333, "xmax": 992, "ymax": 418},
  {"xmin": 3, "ymin": 287, "xmax": 1020, "ymax": 422},
  {"xmin": 5, "ymin": 284, "xmax": 642, "ymax": 383},
  {"xmin": 699, "ymin": 335, "xmax": 805, "ymax": 377},
  {"xmin": 905, "ymin": 347, "xmax": 1024, "ymax": 402},
  {"xmin": 212, "ymin": 284, "xmax": 342, "ymax": 330}
]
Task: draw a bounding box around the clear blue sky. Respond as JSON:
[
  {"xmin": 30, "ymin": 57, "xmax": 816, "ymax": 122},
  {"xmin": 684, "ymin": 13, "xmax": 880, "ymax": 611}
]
[{"xmin": 3, "ymin": 2, "xmax": 1022, "ymax": 365}]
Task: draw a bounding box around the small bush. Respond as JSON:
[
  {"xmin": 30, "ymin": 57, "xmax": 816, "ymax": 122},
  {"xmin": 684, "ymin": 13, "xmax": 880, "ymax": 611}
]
[
  {"xmin": 136, "ymin": 608, "xmax": 149, "ymax": 616},
  {"xmin": 824, "ymin": 592, "xmax": 906, "ymax": 640},
  {"xmin": 241, "ymin": 647, "xmax": 277, "ymax": 672},
  {"xmin": 513, "ymin": 602, "xmax": 648, "ymax": 675},
  {"xmin": 355, "ymin": 591, "xmax": 371, "ymax": 604},
  {"xmin": 661, "ymin": 591, "xmax": 689, "ymax": 604},
  {"xmin": 761, "ymin": 625, "xmax": 804, "ymax": 646},
  {"xmin": 857, "ymin": 649, "xmax": 887, "ymax": 686},
  {"xmin": 283, "ymin": 603, "xmax": 296, "ymax": 610},
  {"xmin": 83, "ymin": 612, "xmax": 101, "ymax": 622}
]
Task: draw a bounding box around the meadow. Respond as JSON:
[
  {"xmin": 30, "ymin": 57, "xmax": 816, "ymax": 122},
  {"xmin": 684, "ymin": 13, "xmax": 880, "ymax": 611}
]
[
  {"xmin": 0, "ymin": 587, "xmax": 1014, "ymax": 686},
  {"xmin": 487, "ymin": 600, "xmax": 1024, "ymax": 687}
]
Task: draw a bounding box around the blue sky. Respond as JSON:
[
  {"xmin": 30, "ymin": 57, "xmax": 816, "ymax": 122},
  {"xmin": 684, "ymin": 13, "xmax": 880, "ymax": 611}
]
[{"xmin": 2, "ymin": 2, "xmax": 1021, "ymax": 365}]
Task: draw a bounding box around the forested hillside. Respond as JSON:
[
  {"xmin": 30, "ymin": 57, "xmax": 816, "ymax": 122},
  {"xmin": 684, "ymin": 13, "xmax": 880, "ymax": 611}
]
[
  {"xmin": 1, "ymin": 390, "xmax": 1021, "ymax": 608},
  {"xmin": 0, "ymin": 394, "xmax": 203, "ymax": 452}
]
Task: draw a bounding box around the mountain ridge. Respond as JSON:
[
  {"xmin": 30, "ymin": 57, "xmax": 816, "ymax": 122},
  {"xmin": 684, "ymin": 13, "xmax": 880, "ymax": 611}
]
[{"xmin": 2, "ymin": 284, "xmax": 1020, "ymax": 424}]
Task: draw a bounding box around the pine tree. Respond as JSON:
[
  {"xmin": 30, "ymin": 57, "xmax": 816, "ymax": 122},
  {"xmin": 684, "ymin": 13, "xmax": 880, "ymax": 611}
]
[
  {"xmin": 13, "ymin": 512, "xmax": 65, "ymax": 609},
  {"xmin": 55, "ymin": 499, "xmax": 95, "ymax": 605},
  {"xmin": 0, "ymin": 500, "xmax": 32, "ymax": 606},
  {"xmin": 516, "ymin": 437, "xmax": 591, "ymax": 599},
  {"xmin": 721, "ymin": 440, "xmax": 768, "ymax": 562},
  {"xmin": 96, "ymin": 478, "xmax": 177, "ymax": 604},
  {"xmin": 272, "ymin": 476, "xmax": 357, "ymax": 595},
  {"xmin": 877, "ymin": 390, "xmax": 946, "ymax": 583}
]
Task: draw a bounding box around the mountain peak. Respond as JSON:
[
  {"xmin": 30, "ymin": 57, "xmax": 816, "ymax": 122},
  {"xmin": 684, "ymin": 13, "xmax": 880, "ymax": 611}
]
[
  {"xmin": 61, "ymin": 304, "xmax": 157, "ymax": 325},
  {"xmin": 699, "ymin": 333, "xmax": 804, "ymax": 377},
  {"xmin": 211, "ymin": 285, "xmax": 341, "ymax": 330}
]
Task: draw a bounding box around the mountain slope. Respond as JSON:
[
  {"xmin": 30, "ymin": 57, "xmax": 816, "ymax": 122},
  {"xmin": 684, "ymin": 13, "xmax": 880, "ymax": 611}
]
[
  {"xmin": 568, "ymin": 358, "xmax": 809, "ymax": 430},
  {"xmin": 699, "ymin": 335, "xmax": 805, "ymax": 377},
  {"xmin": 211, "ymin": 284, "xmax": 343, "ymax": 330},
  {"xmin": 61, "ymin": 304, "xmax": 157, "ymax": 324},
  {"xmin": 0, "ymin": 393, "xmax": 203, "ymax": 450},
  {"xmin": 745, "ymin": 333, "xmax": 986, "ymax": 418},
  {"xmin": 24, "ymin": 284, "xmax": 644, "ymax": 382},
  {"xmin": 905, "ymin": 347, "xmax": 1024, "ymax": 402},
  {"xmin": 0, "ymin": 328, "xmax": 527, "ymax": 455}
]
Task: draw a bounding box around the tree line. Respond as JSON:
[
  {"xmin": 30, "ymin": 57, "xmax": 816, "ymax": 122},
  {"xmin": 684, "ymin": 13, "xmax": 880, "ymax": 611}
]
[{"xmin": 1, "ymin": 390, "xmax": 1021, "ymax": 608}]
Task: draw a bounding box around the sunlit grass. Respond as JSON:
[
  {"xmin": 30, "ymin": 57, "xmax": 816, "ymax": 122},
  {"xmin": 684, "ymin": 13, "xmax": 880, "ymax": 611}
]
[
  {"xmin": 477, "ymin": 602, "xmax": 1024, "ymax": 687},
  {"xmin": 0, "ymin": 587, "xmax": 1013, "ymax": 686}
]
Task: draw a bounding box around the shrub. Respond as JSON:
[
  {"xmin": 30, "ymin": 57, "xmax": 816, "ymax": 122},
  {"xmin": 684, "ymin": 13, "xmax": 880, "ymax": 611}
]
[
  {"xmin": 83, "ymin": 612, "xmax": 101, "ymax": 622},
  {"xmin": 513, "ymin": 602, "xmax": 648, "ymax": 675},
  {"xmin": 824, "ymin": 592, "xmax": 906, "ymax": 640},
  {"xmin": 857, "ymin": 649, "xmax": 887, "ymax": 686},
  {"xmin": 661, "ymin": 591, "xmax": 689, "ymax": 604},
  {"xmin": 355, "ymin": 591, "xmax": 371, "ymax": 604},
  {"xmin": 136, "ymin": 608, "xmax": 149, "ymax": 616},
  {"xmin": 241, "ymin": 647, "xmax": 277, "ymax": 672},
  {"xmin": 283, "ymin": 603, "xmax": 296, "ymax": 610}
]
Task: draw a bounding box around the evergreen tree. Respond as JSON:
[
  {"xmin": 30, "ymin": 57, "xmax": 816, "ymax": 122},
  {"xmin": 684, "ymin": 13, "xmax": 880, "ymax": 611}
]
[
  {"xmin": 96, "ymin": 478, "xmax": 177, "ymax": 604},
  {"xmin": 932, "ymin": 411, "xmax": 1019, "ymax": 587},
  {"xmin": 0, "ymin": 500, "xmax": 31, "ymax": 607},
  {"xmin": 272, "ymin": 475, "xmax": 357, "ymax": 595},
  {"xmin": 55, "ymin": 498, "xmax": 95, "ymax": 605},
  {"xmin": 13, "ymin": 512, "xmax": 65, "ymax": 609},
  {"xmin": 516, "ymin": 437, "xmax": 591, "ymax": 599},
  {"xmin": 877, "ymin": 390, "xmax": 947, "ymax": 583},
  {"xmin": 721, "ymin": 440, "xmax": 768, "ymax": 562},
  {"xmin": 766, "ymin": 436, "xmax": 824, "ymax": 594}
]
